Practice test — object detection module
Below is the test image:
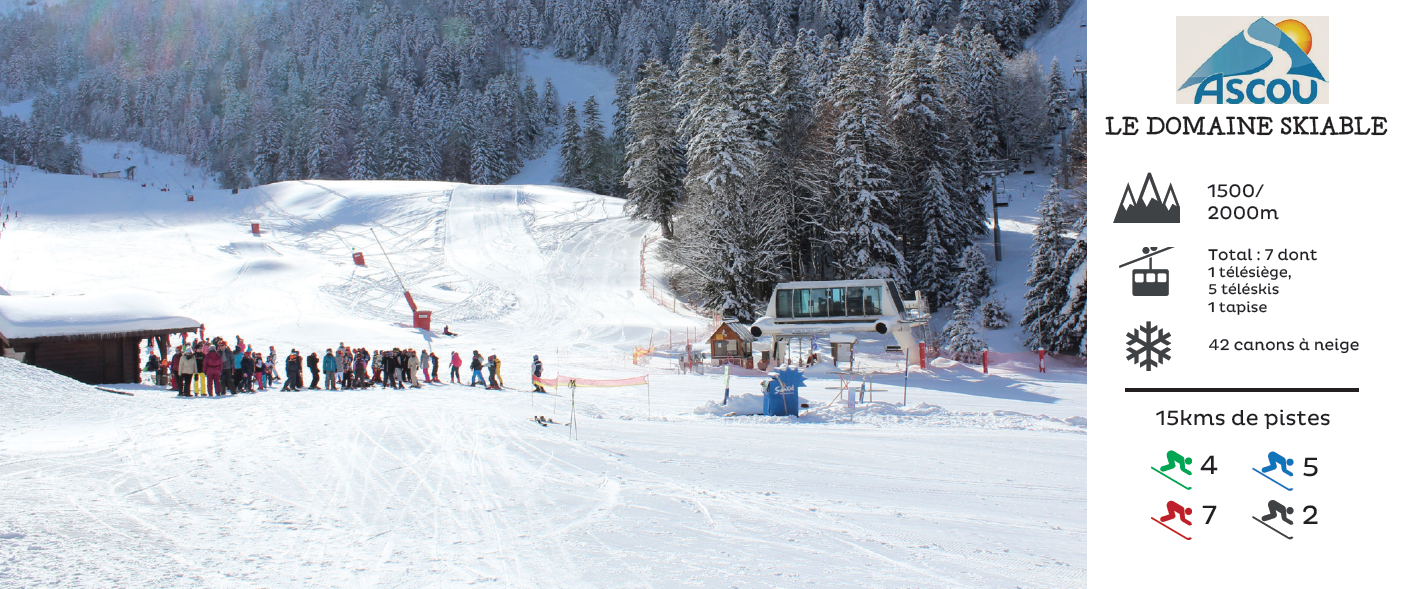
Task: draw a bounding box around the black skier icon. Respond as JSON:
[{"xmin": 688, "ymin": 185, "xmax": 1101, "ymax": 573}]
[
  {"xmin": 1253, "ymin": 451, "xmax": 1296, "ymax": 491},
  {"xmin": 1119, "ymin": 247, "xmax": 1172, "ymax": 296},
  {"xmin": 1253, "ymin": 500, "xmax": 1296, "ymax": 539}
]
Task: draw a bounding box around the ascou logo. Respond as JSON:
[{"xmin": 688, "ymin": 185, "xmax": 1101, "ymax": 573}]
[{"xmin": 1177, "ymin": 17, "xmax": 1328, "ymax": 105}]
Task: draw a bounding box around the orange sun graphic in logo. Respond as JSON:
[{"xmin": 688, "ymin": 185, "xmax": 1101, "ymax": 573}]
[{"xmin": 1275, "ymin": 19, "xmax": 1313, "ymax": 54}]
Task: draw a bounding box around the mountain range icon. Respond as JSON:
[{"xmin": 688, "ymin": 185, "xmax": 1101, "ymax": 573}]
[{"xmin": 1114, "ymin": 173, "xmax": 1180, "ymax": 223}]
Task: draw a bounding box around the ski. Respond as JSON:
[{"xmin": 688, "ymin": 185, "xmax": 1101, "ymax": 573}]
[
  {"xmin": 1151, "ymin": 517, "xmax": 1192, "ymax": 540},
  {"xmin": 1252, "ymin": 468, "xmax": 1294, "ymax": 491},
  {"xmin": 1252, "ymin": 516, "xmax": 1294, "ymax": 539},
  {"xmin": 1151, "ymin": 466, "xmax": 1191, "ymax": 490}
]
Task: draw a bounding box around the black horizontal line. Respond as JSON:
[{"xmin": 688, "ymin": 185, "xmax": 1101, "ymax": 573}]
[{"xmin": 1125, "ymin": 388, "xmax": 1359, "ymax": 393}]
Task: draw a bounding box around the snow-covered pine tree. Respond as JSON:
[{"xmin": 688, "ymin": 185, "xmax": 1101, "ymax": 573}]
[
  {"xmin": 942, "ymin": 295, "xmax": 987, "ymax": 353},
  {"xmin": 889, "ymin": 33, "xmax": 964, "ymax": 308},
  {"xmin": 735, "ymin": 39, "xmax": 779, "ymax": 147},
  {"xmin": 674, "ymin": 24, "xmax": 714, "ymax": 142},
  {"xmin": 933, "ymin": 37, "xmax": 992, "ymax": 242},
  {"xmin": 522, "ymin": 76, "xmax": 543, "ymax": 151},
  {"xmin": 1047, "ymin": 56, "xmax": 1068, "ymax": 132},
  {"xmin": 951, "ymin": 24, "xmax": 1004, "ymax": 159},
  {"xmin": 952, "ymin": 244, "xmax": 993, "ymax": 309},
  {"xmin": 1022, "ymin": 178, "xmax": 1072, "ymax": 352},
  {"xmin": 578, "ymin": 95, "xmax": 612, "ymax": 194},
  {"xmin": 826, "ymin": 6, "xmax": 906, "ymax": 283},
  {"xmin": 979, "ymin": 295, "xmax": 1012, "ymax": 329},
  {"xmin": 997, "ymin": 50, "xmax": 1049, "ymax": 159},
  {"xmin": 543, "ymin": 79, "xmax": 560, "ymax": 127},
  {"xmin": 768, "ymin": 39, "xmax": 814, "ymax": 148},
  {"xmin": 1053, "ymin": 220, "xmax": 1086, "ymax": 356},
  {"xmin": 623, "ymin": 59, "xmax": 683, "ymax": 238},
  {"xmin": 672, "ymin": 46, "xmax": 783, "ymax": 320},
  {"xmin": 558, "ymin": 101, "xmax": 583, "ymax": 187}
]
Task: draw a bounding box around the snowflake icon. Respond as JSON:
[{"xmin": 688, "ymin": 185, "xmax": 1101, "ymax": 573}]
[{"xmin": 1126, "ymin": 321, "xmax": 1172, "ymax": 371}]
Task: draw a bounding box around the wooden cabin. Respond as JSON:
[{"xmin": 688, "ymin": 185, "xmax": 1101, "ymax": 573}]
[
  {"xmin": 707, "ymin": 321, "xmax": 755, "ymax": 365},
  {"xmin": 0, "ymin": 291, "xmax": 199, "ymax": 384}
]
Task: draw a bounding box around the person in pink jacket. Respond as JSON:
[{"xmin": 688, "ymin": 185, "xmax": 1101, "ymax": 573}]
[
  {"xmin": 449, "ymin": 351, "xmax": 463, "ymax": 384},
  {"xmin": 203, "ymin": 343, "xmax": 225, "ymax": 396}
]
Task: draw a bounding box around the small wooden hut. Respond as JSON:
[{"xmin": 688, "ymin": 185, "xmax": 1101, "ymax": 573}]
[
  {"xmin": 707, "ymin": 321, "xmax": 755, "ymax": 365},
  {"xmin": 0, "ymin": 291, "xmax": 199, "ymax": 384}
]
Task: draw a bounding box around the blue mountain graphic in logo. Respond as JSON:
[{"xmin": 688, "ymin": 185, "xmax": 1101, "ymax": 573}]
[{"xmin": 1179, "ymin": 17, "xmax": 1325, "ymax": 90}]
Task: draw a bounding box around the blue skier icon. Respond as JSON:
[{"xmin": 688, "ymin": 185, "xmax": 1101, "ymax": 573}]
[
  {"xmin": 1253, "ymin": 451, "xmax": 1295, "ymax": 490},
  {"xmin": 1261, "ymin": 451, "xmax": 1295, "ymax": 476}
]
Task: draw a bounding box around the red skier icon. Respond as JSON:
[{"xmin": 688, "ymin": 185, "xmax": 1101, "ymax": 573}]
[{"xmin": 1152, "ymin": 500, "xmax": 1194, "ymax": 540}]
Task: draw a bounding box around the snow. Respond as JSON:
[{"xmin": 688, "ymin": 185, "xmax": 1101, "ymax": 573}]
[
  {"xmin": 0, "ymin": 290, "xmax": 198, "ymax": 340},
  {"xmin": 0, "ymin": 356, "xmax": 114, "ymax": 437},
  {"xmin": 0, "ymin": 12, "xmax": 1087, "ymax": 586},
  {"xmin": 505, "ymin": 49, "xmax": 620, "ymax": 186},
  {"xmin": 1028, "ymin": 0, "xmax": 1088, "ymax": 74},
  {"xmin": 0, "ymin": 98, "xmax": 33, "ymax": 121}
]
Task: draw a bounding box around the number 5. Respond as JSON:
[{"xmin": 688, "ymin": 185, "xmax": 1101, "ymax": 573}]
[{"xmin": 1304, "ymin": 457, "xmax": 1318, "ymax": 477}]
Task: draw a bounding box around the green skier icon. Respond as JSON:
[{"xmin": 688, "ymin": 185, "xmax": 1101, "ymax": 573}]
[
  {"xmin": 1152, "ymin": 450, "xmax": 1194, "ymax": 489},
  {"xmin": 1159, "ymin": 450, "xmax": 1194, "ymax": 475}
]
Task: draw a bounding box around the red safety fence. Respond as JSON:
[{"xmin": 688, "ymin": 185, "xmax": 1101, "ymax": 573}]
[
  {"xmin": 534, "ymin": 374, "xmax": 650, "ymax": 389},
  {"xmin": 929, "ymin": 348, "xmax": 1086, "ymax": 373}
]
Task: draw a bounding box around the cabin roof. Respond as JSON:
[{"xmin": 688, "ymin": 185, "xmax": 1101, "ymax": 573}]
[
  {"xmin": 0, "ymin": 290, "xmax": 199, "ymax": 343},
  {"xmin": 710, "ymin": 321, "xmax": 755, "ymax": 343}
]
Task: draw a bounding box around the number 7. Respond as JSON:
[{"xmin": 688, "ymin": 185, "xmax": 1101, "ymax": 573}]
[{"xmin": 1203, "ymin": 505, "xmax": 1217, "ymax": 524}]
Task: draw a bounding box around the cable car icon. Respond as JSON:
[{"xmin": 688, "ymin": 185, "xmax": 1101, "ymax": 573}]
[{"xmin": 1120, "ymin": 247, "xmax": 1173, "ymax": 296}]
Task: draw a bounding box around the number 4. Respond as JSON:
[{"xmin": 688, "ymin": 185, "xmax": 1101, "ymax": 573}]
[{"xmin": 1201, "ymin": 455, "xmax": 1217, "ymax": 474}]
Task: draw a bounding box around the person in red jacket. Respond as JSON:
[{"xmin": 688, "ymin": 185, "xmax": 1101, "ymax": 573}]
[{"xmin": 203, "ymin": 343, "xmax": 224, "ymax": 396}]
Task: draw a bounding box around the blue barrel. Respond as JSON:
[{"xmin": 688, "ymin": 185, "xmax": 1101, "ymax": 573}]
[{"xmin": 763, "ymin": 368, "xmax": 805, "ymax": 416}]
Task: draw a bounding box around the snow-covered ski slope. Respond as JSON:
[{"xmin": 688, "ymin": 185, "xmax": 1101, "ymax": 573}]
[{"xmin": 0, "ymin": 15, "xmax": 1086, "ymax": 587}]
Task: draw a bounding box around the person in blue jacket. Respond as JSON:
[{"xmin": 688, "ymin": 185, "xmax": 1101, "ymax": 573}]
[{"xmin": 322, "ymin": 349, "xmax": 338, "ymax": 391}]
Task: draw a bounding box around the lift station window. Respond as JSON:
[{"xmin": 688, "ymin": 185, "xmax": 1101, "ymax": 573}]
[
  {"xmin": 775, "ymin": 285, "xmax": 889, "ymax": 318},
  {"xmin": 776, "ymin": 290, "xmax": 794, "ymax": 318}
]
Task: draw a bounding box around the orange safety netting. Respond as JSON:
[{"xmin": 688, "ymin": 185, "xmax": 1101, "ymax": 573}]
[{"xmin": 533, "ymin": 374, "xmax": 649, "ymax": 389}]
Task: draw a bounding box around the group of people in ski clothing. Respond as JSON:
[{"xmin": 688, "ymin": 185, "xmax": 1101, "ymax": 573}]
[
  {"xmin": 448, "ymin": 350, "xmax": 503, "ymax": 389},
  {"xmin": 148, "ymin": 336, "xmax": 297, "ymax": 397},
  {"xmin": 144, "ymin": 335, "xmax": 533, "ymax": 396}
]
